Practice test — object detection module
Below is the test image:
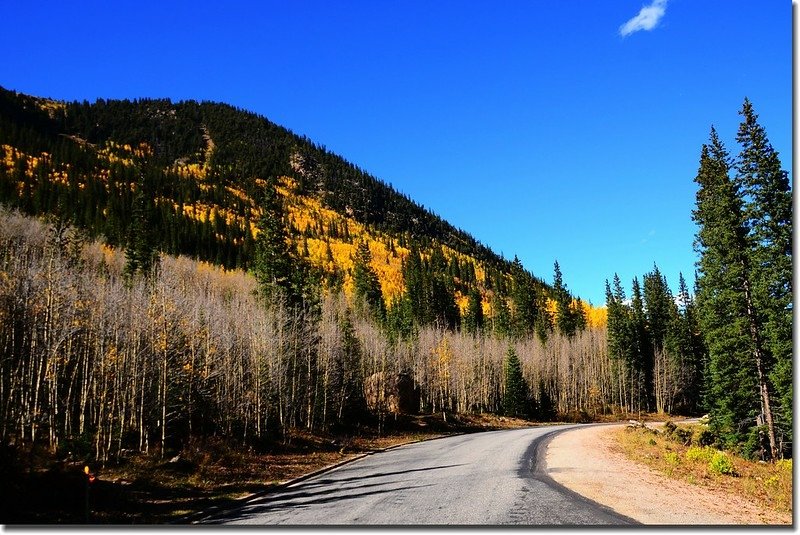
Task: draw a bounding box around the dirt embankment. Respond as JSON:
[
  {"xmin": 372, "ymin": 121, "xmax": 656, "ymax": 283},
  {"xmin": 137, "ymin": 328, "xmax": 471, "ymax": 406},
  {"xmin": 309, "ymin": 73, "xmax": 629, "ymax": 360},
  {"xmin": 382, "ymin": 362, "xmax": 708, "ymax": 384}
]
[{"xmin": 544, "ymin": 424, "xmax": 791, "ymax": 525}]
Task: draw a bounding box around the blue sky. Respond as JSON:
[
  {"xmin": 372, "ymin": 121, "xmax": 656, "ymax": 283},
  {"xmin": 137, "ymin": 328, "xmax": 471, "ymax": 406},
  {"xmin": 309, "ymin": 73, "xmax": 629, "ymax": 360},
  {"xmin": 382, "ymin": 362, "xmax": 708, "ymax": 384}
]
[{"xmin": 1, "ymin": 1, "xmax": 791, "ymax": 305}]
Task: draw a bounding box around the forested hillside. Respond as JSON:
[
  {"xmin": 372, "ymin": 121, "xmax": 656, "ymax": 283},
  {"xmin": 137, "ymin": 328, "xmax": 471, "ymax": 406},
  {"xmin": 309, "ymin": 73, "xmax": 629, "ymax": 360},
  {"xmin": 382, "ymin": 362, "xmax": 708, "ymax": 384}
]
[{"xmin": 0, "ymin": 86, "xmax": 603, "ymax": 330}]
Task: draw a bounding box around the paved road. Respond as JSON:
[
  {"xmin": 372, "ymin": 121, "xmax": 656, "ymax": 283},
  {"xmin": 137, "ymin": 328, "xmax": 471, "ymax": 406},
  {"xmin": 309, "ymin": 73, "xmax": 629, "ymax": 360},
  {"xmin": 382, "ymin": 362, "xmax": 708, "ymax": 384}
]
[{"xmin": 202, "ymin": 424, "xmax": 637, "ymax": 526}]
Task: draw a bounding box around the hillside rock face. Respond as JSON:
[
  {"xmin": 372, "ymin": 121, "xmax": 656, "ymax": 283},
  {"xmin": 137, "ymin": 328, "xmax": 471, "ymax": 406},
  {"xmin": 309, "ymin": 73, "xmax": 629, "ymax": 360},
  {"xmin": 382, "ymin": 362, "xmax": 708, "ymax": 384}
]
[{"xmin": 364, "ymin": 372, "xmax": 420, "ymax": 415}]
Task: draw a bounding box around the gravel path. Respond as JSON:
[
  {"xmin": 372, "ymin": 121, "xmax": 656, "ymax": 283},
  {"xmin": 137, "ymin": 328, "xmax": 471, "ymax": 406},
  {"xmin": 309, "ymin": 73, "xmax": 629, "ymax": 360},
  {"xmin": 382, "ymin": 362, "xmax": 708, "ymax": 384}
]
[{"xmin": 544, "ymin": 423, "xmax": 791, "ymax": 525}]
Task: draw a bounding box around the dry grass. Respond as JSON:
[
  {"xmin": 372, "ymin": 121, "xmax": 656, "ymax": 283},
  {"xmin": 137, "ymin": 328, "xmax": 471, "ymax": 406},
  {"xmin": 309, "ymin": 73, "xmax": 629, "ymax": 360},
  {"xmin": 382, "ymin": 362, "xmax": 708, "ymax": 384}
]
[{"xmin": 613, "ymin": 423, "xmax": 792, "ymax": 515}]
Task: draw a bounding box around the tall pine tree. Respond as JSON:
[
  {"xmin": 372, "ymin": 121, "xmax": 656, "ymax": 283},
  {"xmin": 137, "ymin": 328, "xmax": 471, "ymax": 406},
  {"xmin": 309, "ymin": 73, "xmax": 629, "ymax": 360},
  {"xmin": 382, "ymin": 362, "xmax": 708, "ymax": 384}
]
[
  {"xmin": 735, "ymin": 99, "xmax": 793, "ymax": 449},
  {"xmin": 553, "ymin": 260, "xmax": 580, "ymax": 337},
  {"xmin": 630, "ymin": 277, "xmax": 652, "ymax": 412},
  {"xmin": 490, "ymin": 292, "xmax": 512, "ymax": 337},
  {"xmin": 693, "ymin": 128, "xmax": 778, "ymax": 457},
  {"xmin": 673, "ymin": 272, "xmax": 706, "ymax": 414},
  {"xmin": 463, "ymin": 287, "xmax": 485, "ymax": 334},
  {"xmin": 502, "ymin": 347, "xmax": 530, "ymax": 418},
  {"xmin": 124, "ymin": 174, "xmax": 159, "ymax": 279},
  {"xmin": 606, "ymin": 275, "xmax": 631, "ymax": 411},
  {"xmin": 352, "ymin": 240, "xmax": 386, "ymax": 321},
  {"xmin": 252, "ymin": 179, "xmax": 312, "ymax": 308},
  {"xmin": 510, "ymin": 256, "xmax": 538, "ymax": 338}
]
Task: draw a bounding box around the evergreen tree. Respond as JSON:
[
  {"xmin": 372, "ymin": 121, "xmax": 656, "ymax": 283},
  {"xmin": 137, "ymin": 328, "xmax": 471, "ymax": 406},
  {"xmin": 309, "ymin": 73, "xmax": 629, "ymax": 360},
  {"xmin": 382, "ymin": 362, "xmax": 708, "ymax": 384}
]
[
  {"xmin": 693, "ymin": 128, "xmax": 777, "ymax": 457},
  {"xmin": 402, "ymin": 245, "xmax": 432, "ymax": 325},
  {"xmin": 643, "ymin": 264, "xmax": 672, "ymax": 353},
  {"xmin": 674, "ymin": 272, "xmax": 707, "ymax": 414},
  {"xmin": 502, "ymin": 347, "xmax": 530, "ymax": 418},
  {"xmin": 644, "ymin": 265, "xmax": 693, "ymax": 414},
  {"xmin": 448, "ymin": 255, "xmax": 462, "ymax": 280},
  {"xmin": 463, "ymin": 287, "xmax": 485, "ymax": 334},
  {"xmin": 401, "ymin": 245, "xmax": 460, "ymax": 330},
  {"xmin": 352, "ymin": 240, "xmax": 385, "ymax": 321},
  {"xmin": 630, "ymin": 277, "xmax": 652, "ymax": 411},
  {"xmin": 533, "ymin": 303, "xmax": 553, "ymax": 344},
  {"xmin": 334, "ymin": 309, "xmax": 367, "ymax": 421},
  {"xmin": 553, "ymin": 261, "xmax": 578, "ymax": 338},
  {"xmin": 490, "ymin": 293, "xmax": 512, "ymax": 338},
  {"xmin": 535, "ymin": 381, "xmax": 557, "ymax": 421},
  {"xmin": 605, "ymin": 276, "xmax": 631, "ymax": 410},
  {"xmin": 428, "ymin": 247, "xmax": 460, "ymax": 329},
  {"xmin": 430, "ymin": 273, "xmax": 460, "ymax": 330},
  {"xmin": 510, "ymin": 256, "xmax": 537, "ymax": 338},
  {"xmin": 573, "ymin": 297, "xmax": 587, "ymax": 332},
  {"xmin": 252, "ymin": 179, "xmax": 308, "ymax": 307},
  {"xmin": 735, "ymin": 99, "xmax": 793, "ymax": 449},
  {"xmin": 124, "ymin": 175, "xmax": 159, "ymax": 279},
  {"xmin": 386, "ymin": 296, "xmax": 416, "ymax": 340}
]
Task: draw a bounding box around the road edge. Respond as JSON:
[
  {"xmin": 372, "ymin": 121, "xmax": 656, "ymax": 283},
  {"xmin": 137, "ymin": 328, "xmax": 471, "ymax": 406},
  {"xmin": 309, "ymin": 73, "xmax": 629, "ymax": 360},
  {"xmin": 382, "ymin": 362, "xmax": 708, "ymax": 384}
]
[
  {"xmin": 525, "ymin": 423, "xmax": 641, "ymax": 526},
  {"xmin": 175, "ymin": 431, "xmax": 466, "ymax": 524},
  {"xmin": 179, "ymin": 422, "xmax": 605, "ymax": 525}
]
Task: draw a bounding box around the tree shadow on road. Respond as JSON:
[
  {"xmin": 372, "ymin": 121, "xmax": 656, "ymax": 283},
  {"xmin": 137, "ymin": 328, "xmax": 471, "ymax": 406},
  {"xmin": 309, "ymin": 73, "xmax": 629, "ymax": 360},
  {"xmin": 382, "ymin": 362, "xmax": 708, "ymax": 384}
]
[{"xmin": 202, "ymin": 463, "xmax": 463, "ymax": 525}]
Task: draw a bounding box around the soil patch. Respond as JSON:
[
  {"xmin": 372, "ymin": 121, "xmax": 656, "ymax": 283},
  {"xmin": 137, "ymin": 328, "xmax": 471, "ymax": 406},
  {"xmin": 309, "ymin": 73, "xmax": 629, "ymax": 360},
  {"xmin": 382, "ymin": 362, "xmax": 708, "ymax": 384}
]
[{"xmin": 544, "ymin": 423, "xmax": 791, "ymax": 525}]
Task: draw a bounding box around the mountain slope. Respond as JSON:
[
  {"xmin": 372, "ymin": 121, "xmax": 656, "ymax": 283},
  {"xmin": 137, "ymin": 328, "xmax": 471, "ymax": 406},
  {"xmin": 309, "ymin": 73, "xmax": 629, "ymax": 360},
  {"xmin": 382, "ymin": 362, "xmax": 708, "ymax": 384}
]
[{"xmin": 0, "ymin": 86, "xmax": 605, "ymax": 326}]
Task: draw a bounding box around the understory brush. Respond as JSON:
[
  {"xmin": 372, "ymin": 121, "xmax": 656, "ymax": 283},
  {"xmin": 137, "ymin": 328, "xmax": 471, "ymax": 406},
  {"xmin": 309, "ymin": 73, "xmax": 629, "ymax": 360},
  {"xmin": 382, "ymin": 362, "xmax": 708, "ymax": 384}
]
[{"xmin": 615, "ymin": 422, "xmax": 791, "ymax": 515}]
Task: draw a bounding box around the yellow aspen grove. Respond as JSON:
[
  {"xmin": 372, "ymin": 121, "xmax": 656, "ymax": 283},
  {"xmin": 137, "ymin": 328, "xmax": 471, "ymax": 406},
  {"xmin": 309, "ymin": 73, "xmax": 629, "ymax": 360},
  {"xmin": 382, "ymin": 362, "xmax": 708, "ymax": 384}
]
[{"xmin": 0, "ymin": 208, "xmax": 649, "ymax": 463}]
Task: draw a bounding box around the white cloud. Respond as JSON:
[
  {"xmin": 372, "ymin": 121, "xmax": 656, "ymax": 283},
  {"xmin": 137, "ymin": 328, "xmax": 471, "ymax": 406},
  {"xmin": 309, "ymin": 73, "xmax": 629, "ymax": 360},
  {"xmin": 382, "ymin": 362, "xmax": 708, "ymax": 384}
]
[{"xmin": 619, "ymin": 0, "xmax": 668, "ymax": 37}]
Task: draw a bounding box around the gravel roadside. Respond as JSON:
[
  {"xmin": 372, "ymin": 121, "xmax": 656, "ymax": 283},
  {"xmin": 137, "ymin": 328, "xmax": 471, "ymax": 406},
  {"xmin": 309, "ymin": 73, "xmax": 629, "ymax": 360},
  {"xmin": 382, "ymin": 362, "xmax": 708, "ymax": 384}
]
[{"xmin": 544, "ymin": 423, "xmax": 791, "ymax": 526}]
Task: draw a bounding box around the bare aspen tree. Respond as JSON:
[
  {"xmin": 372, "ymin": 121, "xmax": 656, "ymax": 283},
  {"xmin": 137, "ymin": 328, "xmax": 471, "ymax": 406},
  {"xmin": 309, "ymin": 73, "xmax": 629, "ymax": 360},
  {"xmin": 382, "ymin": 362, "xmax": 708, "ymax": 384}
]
[{"xmin": 0, "ymin": 207, "xmax": 658, "ymax": 464}]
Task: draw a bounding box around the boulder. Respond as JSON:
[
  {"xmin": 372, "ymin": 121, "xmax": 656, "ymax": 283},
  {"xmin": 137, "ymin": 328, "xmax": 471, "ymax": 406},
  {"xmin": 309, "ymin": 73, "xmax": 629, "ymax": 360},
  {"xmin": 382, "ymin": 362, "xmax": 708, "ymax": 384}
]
[{"xmin": 364, "ymin": 371, "xmax": 420, "ymax": 415}]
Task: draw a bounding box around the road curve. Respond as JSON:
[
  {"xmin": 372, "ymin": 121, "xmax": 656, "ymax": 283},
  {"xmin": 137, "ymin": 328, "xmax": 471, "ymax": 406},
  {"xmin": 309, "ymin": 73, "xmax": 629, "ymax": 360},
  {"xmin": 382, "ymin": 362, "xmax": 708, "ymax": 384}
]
[{"xmin": 200, "ymin": 424, "xmax": 637, "ymax": 526}]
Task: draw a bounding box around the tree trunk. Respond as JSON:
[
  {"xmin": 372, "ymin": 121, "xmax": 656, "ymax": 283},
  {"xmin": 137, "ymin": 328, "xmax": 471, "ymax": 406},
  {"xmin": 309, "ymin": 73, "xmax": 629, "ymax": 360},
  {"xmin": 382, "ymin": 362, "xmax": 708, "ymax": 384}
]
[{"xmin": 741, "ymin": 265, "xmax": 779, "ymax": 459}]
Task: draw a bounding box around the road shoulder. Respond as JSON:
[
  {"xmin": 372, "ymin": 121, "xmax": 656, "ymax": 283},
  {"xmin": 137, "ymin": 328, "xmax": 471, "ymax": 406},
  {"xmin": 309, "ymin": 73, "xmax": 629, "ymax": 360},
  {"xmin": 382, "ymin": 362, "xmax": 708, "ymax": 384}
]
[{"xmin": 543, "ymin": 423, "xmax": 791, "ymax": 525}]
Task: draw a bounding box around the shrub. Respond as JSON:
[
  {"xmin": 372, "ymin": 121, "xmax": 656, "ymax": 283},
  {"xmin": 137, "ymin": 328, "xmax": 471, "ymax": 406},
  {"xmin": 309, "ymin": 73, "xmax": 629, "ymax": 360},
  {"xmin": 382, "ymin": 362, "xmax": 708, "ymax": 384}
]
[
  {"xmin": 57, "ymin": 434, "xmax": 94, "ymax": 461},
  {"xmin": 560, "ymin": 410, "xmax": 592, "ymax": 423},
  {"xmin": 663, "ymin": 420, "xmax": 677, "ymax": 437},
  {"xmin": 708, "ymin": 451, "xmax": 736, "ymax": 476},
  {"xmin": 692, "ymin": 427, "xmax": 715, "ymax": 447},
  {"xmin": 685, "ymin": 445, "xmax": 715, "ymax": 463},
  {"xmin": 664, "ymin": 451, "xmax": 680, "ymax": 465},
  {"xmin": 673, "ymin": 427, "xmax": 692, "ymax": 445},
  {"xmin": 742, "ymin": 426, "xmax": 766, "ymax": 460},
  {"xmin": 775, "ymin": 458, "xmax": 792, "ymax": 473}
]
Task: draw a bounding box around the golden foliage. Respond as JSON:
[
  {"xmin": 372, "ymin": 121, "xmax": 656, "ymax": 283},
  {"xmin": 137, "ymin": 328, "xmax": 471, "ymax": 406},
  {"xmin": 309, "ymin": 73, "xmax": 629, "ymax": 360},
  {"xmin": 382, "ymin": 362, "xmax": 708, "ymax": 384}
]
[
  {"xmin": 545, "ymin": 298, "xmax": 559, "ymax": 318},
  {"xmin": 171, "ymin": 161, "xmax": 207, "ymax": 180},
  {"xmin": 278, "ymin": 176, "xmax": 410, "ymax": 302},
  {"xmin": 583, "ymin": 303, "xmax": 607, "ymax": 329},
  {"xmin": 97, "ymin": 140, "xmax": 151, "ymax": 167},
  {"xmin": 455, "ymin": 293, "xmax": 469, "ymax": 314},
  {"xmin": 545, "ymin": 297, "xmax": 607, "ymax": 329},
  {"xmin": 225, "ymin": 185, "xmax": 253, "ymax": 206},
  {"xmin": 1, "ymin": 144, "xmax": 48, "ymax": 178},
  {"xmin": 0, "ymin": 141, "xmax": 514, "ymax": 316},
  {"xmin": 0, "ymin": 143, "xmax": 602, "ymax": 325},
  {"xmin": 34, "ymin": 97, "xmax": 66, "ymax": 118},
  {"xmin": 433, "ymin": 337, "xmax": 452, "ymax": 381}
]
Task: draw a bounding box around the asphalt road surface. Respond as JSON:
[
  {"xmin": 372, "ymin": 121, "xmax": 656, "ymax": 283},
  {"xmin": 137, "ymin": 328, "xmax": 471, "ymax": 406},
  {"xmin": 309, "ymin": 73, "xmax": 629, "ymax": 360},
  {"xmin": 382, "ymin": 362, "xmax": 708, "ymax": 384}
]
[{"xmin": 202, "ymin": 424, "xmax": 637, "ymax": 526}]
